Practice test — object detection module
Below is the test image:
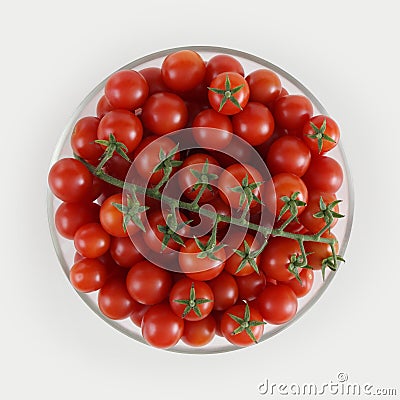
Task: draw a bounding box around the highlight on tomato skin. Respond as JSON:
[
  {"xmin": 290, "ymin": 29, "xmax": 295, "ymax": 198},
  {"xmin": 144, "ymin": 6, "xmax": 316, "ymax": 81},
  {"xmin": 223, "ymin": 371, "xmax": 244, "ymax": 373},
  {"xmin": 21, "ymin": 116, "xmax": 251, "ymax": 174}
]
[{"xmin": 48, "ymin": 49, "xmax": 347, "ymax": 350}]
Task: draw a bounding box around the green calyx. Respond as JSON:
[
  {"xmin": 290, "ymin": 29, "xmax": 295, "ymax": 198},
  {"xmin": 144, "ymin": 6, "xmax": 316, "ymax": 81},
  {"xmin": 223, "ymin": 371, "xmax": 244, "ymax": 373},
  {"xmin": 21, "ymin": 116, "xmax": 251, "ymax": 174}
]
[
  {"xmin": 95, "ymin": 133, "xmax": 131, "ymax": 173},
  {"xmin": 157, "ymin": 213, "xmax": 190, "ymax": 251},
  {"xmin": 233, "ymin": 240, "xmax": 267, "ymax": 274},
  {"xmin": 230, "ymin": 174, "xmax": 264, "ymax": 209},
  {"xmin": 208, "ymin": 74, "xmax": 244, "ymax": 111},
  {"xmin": 173, "ymin": 282, "xmax": 213, "ymax": 318},
  {"xmin": 228, "ymin": 302, "xmax": 266, "ymax": 344},
  {"xmin": 307, "ymin": 119, "xmax": 336, "ymax": 153}
]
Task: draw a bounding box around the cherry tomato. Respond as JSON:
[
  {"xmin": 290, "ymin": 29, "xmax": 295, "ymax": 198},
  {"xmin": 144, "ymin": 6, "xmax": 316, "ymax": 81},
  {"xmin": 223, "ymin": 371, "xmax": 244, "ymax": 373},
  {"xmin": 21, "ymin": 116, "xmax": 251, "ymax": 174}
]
[
  {"xmin": 100, "ymin": 193, "xmax": 142, "ymax": 237},
  {"xmin": 98, "ymin": 275, "xmax": 136, "ymax": 319},
  {"xmin": 257, "ymin": 283, "xmax": 298, "ymax": 324},
  {"xmin": 74, "ymin": 222, "xmax": 110, "ymax": 259},
  {"xmin": 139, "ymin": 67, "xmax": 169, "ymax": 96},
  {"xmin": 96, "ymin": 95, "xmax": 114, "ymax": 119},
  {"xmin": 179, "ymin": 153, "xmax": 220, "ymax": 203},
  {"xmin": 260, "ymin": 237, "xmax": 300, "ymax": 281},
  {"xmin": 225, "ymin": 233, "xmax": 262, "ymax": 276},
  {"xmin": 264, "ymin": 172, "xmax": 308, "ymax": 219},
  {"xmin": 134, "ymin": 136, "xmax": 180, "ymax": 185},
  {"xmin": 208, "ymin": 72, "xmax": 250, "ymax": 115},
  {"xmin": 266, "ymin": 136, "xmax": 311, "ymax": 177},
  {"xmin": 71, "ymin": 117, "xmax": 103, "ymax": 162},
  {"xmin": 143, "ymin": 209, "xmax": 190, "ymax": 254},
  {"xmin": 304, "ymin": 232, "xmax": 339, "ymax": 270},
  {"xmin": 141, "ymin": 303, "xmax": 184, "ymax": 348},
  {"xmin": 207, "ymin": 271, "xmax": 238, "ymax": 311},
  {"xmin": 129, "ymin": 302, "xmax": 150, "ymax": 327},
  {"xmin": 192, "ymin": 108, "xmax": 233, "ymax": 150},
  {"xmin": 236, "ymin": 271, "xmax": 267, "ymax": 301},
  {"xmin": 299, "ymin": 191, "xmax": 340, "ymax": 233},
  {"xmin": 274, "ymin": 95, "xmax": 313, "ymax": 130},
  {"xmin": 218, "ymin": 163, "xmax": 263, "ymax": 209},
  {"xmin": 141, "ymin": 92, "xmax": 188, "ymax": 135},
  {"xmin": 302, "ymin": 115, "xmax": 340, "ymax": 154},
  {"xmin": 55, "ymin": 202, "xmax": 100, "ymax": 239},
  {"xmin": 109, "ymin": 236, "xmax": 143, "ymax": 267},
  {"xmin": 169, "ymin": 278, "xmax": 214, "ymax": 321},
  {"xmin": 179, "ymin": 236, "xmax": 225, "ymax": 281},
  {"xmin": 182, "ymin": 315, "xmax": 216, "ymax": 347},
  {"xmin": 70, "ymin": 258, "xmax": 108, "ymax": 293},
  {"xmin": 161, "ymin": 50, "xmax": 206, "ymax": 92},
  {"xmin": 221, "ymin": 303, "xmax": 264, "ymax": 346},
  {"xmin": 302, "ymin": 155, "xmax": 343, "ymax": 193},
  {"xmin": 126, "ymin": 260, "xmax": 172, "ymax": 305},
  {"xmin": 102, "ymin": 151, "xmax": 132, "ymax": 181},
  {"xmin": 281, "ymin": 268, "xmax": 314, "ymax": 297},
  {"xmin": 204, "ymin": 54, "xmax": 244, "ymax": 85},
  {"xmin": 48, "ymin": 158, "xmax": 92, "ymax": 203},
  {"xmin": 97, "ymin": 109, "xmax": 143, "ymax": 153},
  {"xmin": 245, "ymin": 69, "xmax": 282, "ymax": 104},
  {"xmin": 232, "ymin": 102, "xmax": 274, "ymax": 146},
  {"xmin": 105, "ymin": 69, "xmax": 149, "ymax": 110},
  {"xmin": 267, "ymin": 87, "xmax": 289, "ymax": 113}
]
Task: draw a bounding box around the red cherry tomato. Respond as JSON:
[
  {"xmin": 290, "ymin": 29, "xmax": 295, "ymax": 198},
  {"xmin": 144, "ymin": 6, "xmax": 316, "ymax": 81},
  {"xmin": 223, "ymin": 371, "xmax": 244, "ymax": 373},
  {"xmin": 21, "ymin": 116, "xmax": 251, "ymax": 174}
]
[
  {"xmin": 236, "ymin": 271, "xmax": 267, "ymax": 301},
  {"xmin": 204, "ymin": 54, "xmax": 244, "ymax": 85},
  {"xmin": 257, "ymin": 283, "xmax": 298, "ymax": 324},
  {"xmin": 182, "ymin": 315, "xmax": 216, "ymax": 347},
  {"xmin": 48, "ymin": 158, "xmax": 93, "ymax": 203},
  {"xmin": 74, "ymin": 222, "xmax": 110, "ymax": 259},
  {"xmin": 274, "ymin": 95, "xmax": 313, "ymax": 130},
  {"xmin": 192, "ymin": 108, "xmax": 233, "ymax": 150},
  {"xmin": 302, "ymin": 115, "xmax": 340, "ymax": 154},
  {"xmin": 179, "ymin": 153, "xmax": 220, "ymax": 203},
  {"xmin": 221, "ymin": 303, "xmax": 264, "ymax": 346},
  {"xmin": 70, "ymin": 258, "xmax": 108, "ymax": 293},
  {"xmin": 281, "ymin": 268, "xmax": 314, "ymax": 297},
  {"xmin": 141, "ymin": 92, "xmax": 188, "ymax": 135},
  {"xmin": 260, "ymin": 237, "xmax": 300, "ymax": 281},
  {"xmin": 207, "ymin": 271, "xmax": 238, "ymax": 311},
  {"xmin": 169, "ymin": 278, "xmax": 214, "ymax": 321},
  {"xmin": 141, "ymin": 303, "xmax": 184, "ymax": 348},
  {"xmin": 266, "ymin": 136, "xmax": 311, "ymax": 177},
  {"xmin": 109, "ymin": 236, "xmax": 144, "ymax": 267},
  {"xmin": 105, "ymin": 69, "xmax": 149, "ymax": 110},
  {"xmin": 208, "ymin": 72, "xmax": 250, "ymax": 115},
  {"xmin": 134, "ymin": 136, "xmax": 180, "ymax": 185},
  {"xmin": 225, "ymin": 233, "xmax": 262, "ymax": 276},
  {"xmin": 264, "ymin": 172, "xmax": 308, "ymax": 220},
  {"xmin": 161, "ymin": 50, "xmax": 206, "ymax": 92},
  {"xmin": 98, "ymin": 275, "xmax": 136, "ymax": 320},
  {"xmin": 97, "ymin": 109, "xmax": 143, "ymax": 153},
  {"xmin": 96, "ymin": 95, "xmax": 114, "ymax": 119},
  {"xmin": 100, "ymin": 193, "xmax": 142, "ymax": 237},
  {"xmin": 71, "ymin": 117, "xmax": 103, "ymax": 162},
  {"xmin": 129, "ymin": 302, "xmax": 150, "ymax": 327},
  {"xmin": 55, "ymin": 202, "xmax": 100, "ymax": 239},
  {"xmin": 179, "ymin": 236, "xmax": 225, "ymax": 281},
  {"xmin": 245, "ymin": 69, "xmax": 282, "ymax": 104},
  {"xmin": 218, "ymin": 163, "xmax": 263, "ymax": 210},
  {"xmin": 299, "ymin": 191, "xmax": 340, "ymax": 233},
  {"xmin": 143, "ymin": 209, "xmax": 190, "ymax": 254},
  {"xmin": 139, "ymin": 67, "xmax": 169, "ymax": 96},
  {"xmin": 232, "ymin": 102, "xmax": 275, "ymax": 146},
  {"xmin": 302, "ymin": 155, "xmax": 343, "ymax": 193},
  {"xmin": 304, "ymin": 232, "xmax": 339, "ymax": 270},
  {"xmin": 126, "ymin": 260, "xmax": 172, "ymax": 305}
]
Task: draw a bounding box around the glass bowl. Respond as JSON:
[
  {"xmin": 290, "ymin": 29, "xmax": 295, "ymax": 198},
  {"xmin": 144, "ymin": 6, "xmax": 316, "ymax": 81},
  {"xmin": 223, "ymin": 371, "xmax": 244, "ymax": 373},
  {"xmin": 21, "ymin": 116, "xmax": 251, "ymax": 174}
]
[{"xmin": 47, "ymin": 46, "xmax": 354, "ymax": 354}]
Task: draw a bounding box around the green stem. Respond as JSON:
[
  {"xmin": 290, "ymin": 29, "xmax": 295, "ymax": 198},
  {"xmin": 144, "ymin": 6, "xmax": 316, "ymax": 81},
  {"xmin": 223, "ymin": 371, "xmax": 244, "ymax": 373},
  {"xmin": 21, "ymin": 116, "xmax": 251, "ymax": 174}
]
[
  {"xmin": 76, "ymin": 155, "xmax": 336, "ymax": 246},
  {"xmin": 191, "ymin": 184, "xmax": 208, "ymax": 209}
]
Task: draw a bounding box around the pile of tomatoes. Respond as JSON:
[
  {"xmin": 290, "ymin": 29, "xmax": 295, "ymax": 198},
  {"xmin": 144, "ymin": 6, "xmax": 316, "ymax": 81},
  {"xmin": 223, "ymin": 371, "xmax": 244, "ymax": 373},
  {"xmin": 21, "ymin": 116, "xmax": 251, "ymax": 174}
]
[{"xmin": 48, "ymin": 50, "xmax": 344, "ymax": 349}]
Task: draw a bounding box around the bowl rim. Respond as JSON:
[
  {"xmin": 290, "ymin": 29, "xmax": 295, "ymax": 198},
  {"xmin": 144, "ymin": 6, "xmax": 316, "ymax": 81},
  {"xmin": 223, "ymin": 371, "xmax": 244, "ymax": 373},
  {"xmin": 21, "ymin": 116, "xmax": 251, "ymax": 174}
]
[{"xmin": 47, "ymin": 45, "xmax": 355, "ymax": 355}]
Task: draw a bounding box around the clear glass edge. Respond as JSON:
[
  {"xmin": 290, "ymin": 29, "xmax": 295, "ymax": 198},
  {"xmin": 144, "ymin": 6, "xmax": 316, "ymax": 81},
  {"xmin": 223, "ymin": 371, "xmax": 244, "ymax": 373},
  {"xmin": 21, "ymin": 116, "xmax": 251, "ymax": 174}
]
[{"xmin": 46, "ymin": 45, "xmax": 355, "ymax": 355}]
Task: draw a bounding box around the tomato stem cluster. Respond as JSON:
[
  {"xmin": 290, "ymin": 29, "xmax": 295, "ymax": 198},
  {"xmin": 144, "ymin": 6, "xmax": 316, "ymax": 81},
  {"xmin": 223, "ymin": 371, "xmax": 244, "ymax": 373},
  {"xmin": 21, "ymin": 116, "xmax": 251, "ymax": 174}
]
[{"xmin": 75, "ymin": 151, "xmax": 344, "ymax": 280}]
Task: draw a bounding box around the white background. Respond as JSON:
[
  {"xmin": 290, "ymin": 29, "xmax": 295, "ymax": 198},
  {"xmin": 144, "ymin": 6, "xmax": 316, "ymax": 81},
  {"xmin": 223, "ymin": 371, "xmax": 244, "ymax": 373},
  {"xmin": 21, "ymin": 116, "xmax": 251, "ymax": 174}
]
[{"xmin": 2, "ymin": 0, "xmax": 399, "ymax": 399}]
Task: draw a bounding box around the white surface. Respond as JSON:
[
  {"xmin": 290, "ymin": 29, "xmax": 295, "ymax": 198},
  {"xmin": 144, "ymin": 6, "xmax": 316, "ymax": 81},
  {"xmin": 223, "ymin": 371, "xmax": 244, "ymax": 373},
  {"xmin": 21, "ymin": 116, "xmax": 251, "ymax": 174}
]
[{"xmin": 1, "ymin": 1, "xmax": 399, "ymax": 399}]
